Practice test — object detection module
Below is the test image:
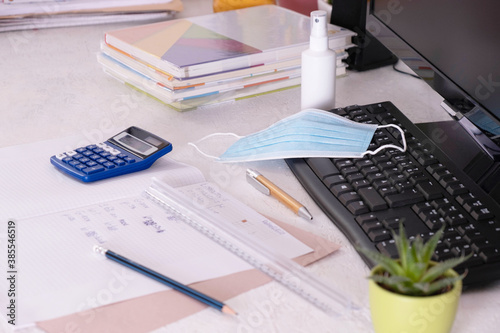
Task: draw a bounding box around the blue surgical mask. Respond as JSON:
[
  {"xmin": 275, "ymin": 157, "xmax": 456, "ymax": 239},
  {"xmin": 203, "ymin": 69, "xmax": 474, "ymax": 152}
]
[{"xmin": 189, "ymin": 109, "xmax": 406, "ymax": 163}]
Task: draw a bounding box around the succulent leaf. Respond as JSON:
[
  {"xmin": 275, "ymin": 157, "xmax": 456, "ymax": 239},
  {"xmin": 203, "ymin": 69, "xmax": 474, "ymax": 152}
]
[
  {"xmin": 421, "ymin": 254, "xmax": 471, "ymax": 283},
  {"xmin": 362, "ymin": 223, "xmax": 468, "ymax": 296},
  {"xmin": 424, "ymin": 275, "xmax": 465, "ymax": 295},
  {"xmin": 421, "ymin": 233, "xmax": 440, "ymax": 263},
  {"xmin": 357, "ymin": 246, "xmax": 405, "ymax": 277}
]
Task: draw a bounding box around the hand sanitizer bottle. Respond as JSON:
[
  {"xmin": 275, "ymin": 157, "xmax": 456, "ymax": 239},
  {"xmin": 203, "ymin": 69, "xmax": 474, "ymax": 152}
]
[{"xmin": 301, "ymin": 10, "xmax": 336, "ymax": 110}]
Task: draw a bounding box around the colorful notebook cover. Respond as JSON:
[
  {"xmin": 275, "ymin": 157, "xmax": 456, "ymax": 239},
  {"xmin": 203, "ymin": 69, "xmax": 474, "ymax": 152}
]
[{"xmin": 104, "ymin": 5, "xmax": 355, "ymax": 79}]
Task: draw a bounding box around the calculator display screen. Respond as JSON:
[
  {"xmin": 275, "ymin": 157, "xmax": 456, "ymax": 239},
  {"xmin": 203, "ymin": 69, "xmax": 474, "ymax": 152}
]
[
  {"xmin": 112, "ymin": 132, "xmax": 158, "ymax": 157},
  {"xmin": 118, "ymin": 134, "xmax": 153, "ymax": 153}
]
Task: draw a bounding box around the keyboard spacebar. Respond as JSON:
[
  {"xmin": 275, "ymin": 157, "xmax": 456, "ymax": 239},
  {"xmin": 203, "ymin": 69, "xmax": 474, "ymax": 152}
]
[{"xmin": 385, "ymin": 190, "xmax": 425, "ymax": 208}]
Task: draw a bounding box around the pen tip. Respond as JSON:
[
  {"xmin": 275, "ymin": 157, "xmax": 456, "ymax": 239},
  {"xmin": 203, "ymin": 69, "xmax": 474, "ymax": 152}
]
[{"xmin": 298, "ymin": 207, "xmax": 313, "ymax": 221}]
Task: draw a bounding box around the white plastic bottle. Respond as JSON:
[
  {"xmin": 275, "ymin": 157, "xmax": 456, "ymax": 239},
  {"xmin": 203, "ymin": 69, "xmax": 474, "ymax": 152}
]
[{"xmin": 300, "ymin": 10, "xmax": 336, "ymax": 110}]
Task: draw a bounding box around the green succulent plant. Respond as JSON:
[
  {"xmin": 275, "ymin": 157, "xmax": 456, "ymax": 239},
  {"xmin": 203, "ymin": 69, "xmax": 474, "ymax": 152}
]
[{"xmin": 358, "ymin": 224, "xmax": 471, "ymax": 297}]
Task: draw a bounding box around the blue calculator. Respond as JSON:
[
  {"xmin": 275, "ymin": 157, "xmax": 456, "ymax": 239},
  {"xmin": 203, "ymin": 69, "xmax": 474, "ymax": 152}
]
[{"xmin": 50, "ymin": 126, "xmax": 172, "ymax": 182}]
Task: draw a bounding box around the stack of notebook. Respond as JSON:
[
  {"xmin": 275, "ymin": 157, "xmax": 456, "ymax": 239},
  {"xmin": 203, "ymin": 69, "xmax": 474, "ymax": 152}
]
[{"xmin": 98, "ymin": 5, "xmax": 355, "ymax": 111}]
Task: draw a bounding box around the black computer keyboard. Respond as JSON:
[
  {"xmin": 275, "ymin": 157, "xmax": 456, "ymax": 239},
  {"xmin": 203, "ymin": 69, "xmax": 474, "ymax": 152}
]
[{"xmin": 286, "ymin": 101, "xmax": 500, "ymax": 286}]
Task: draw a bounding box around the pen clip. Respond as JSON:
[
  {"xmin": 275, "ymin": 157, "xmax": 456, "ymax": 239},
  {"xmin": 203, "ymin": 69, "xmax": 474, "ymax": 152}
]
[{"xmin": 246, "ymin": 169, "xmax": 270, "ymax": 195}]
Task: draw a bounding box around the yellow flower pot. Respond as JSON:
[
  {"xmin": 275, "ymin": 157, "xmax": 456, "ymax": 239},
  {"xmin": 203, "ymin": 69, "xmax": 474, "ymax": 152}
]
[{"xmin": 368, "ymin": 265, "xmax": 462, "ymax": 333}]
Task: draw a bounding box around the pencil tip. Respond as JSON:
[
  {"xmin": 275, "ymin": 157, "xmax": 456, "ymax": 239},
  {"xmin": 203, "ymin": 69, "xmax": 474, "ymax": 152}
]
[{"xmin": 222, "ymin": 305, "xmax": 238, "ymax": 316}]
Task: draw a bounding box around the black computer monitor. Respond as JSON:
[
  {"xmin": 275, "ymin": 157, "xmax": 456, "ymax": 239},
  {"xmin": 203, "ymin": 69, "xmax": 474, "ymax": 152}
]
[{"xmin": 366, "ymin": 0, "xmax": 500, "ymax": 199}]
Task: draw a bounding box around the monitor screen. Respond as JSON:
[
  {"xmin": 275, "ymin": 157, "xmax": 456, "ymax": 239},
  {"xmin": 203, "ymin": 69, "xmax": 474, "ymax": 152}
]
[{"xmin": 368, "ymin": 0, "xmax": 500, "ymax": 139}]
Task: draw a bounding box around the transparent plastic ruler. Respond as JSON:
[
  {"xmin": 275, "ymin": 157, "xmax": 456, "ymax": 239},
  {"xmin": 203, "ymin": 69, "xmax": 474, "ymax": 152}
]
[{"xmin": 144, "ymin": 178, "xmax": 357, "ymax": 317}]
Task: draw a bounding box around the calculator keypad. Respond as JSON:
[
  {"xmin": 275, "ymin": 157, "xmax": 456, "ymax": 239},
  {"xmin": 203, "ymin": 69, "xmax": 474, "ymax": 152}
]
[{"xmin": 56, "ymin": 143, "xmax": 136, "ymax": 175}]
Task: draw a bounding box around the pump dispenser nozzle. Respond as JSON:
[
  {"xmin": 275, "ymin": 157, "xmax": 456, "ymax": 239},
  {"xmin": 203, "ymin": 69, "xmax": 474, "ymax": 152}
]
[{"xmin": 309, "ymin": 10, "xmax": 328, "ymax": 51}]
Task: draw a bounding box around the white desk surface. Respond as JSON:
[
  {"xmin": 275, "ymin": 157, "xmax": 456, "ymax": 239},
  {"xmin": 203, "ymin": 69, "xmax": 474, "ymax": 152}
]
[{"xmin": 1, "ymin": 1, "xmax": 499, "ymax": 332}]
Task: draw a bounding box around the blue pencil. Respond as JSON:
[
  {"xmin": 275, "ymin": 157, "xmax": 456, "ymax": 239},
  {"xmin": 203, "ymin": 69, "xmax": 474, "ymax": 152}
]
[{"xmin": 93, "ymin": 245, "xmax": 237, "ymax": 315}]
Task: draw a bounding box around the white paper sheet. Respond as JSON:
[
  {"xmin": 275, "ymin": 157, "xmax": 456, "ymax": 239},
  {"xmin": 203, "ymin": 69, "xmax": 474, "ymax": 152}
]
[{"xmin": 5, "ymin": 183, "xmax": 311, "ymax": 326}]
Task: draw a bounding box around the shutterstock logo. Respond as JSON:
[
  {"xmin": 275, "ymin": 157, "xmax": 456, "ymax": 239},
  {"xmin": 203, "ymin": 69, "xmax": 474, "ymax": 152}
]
[{"xmin": 475, "ymin": 74, "xmax": 500, "ymax": 100}]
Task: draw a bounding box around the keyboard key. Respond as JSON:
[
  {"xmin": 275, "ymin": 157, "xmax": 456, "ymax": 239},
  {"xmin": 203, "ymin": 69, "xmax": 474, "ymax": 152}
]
[
  {"xmin": 352, "ymin": 179, "xmax": 371, "ymax": 190},
  {"xmin": 385, "ymin": 189, "xmax": 425, "ymax": 208},
  {"xmin": 324, "ymin": 175, "xmax": 347, "ymax": 188},
  {"xmin": 445, "ymin": 213, "xmax": 468, "ymax": 226},
  {"xmin": 347, "ymin": 201, "xmax": 370, "ymax": 215},
  {"xmin": 347, "ymin": 172, "xmax": 365, "ymax": 183},
  {"xmin": 417, "ymin": 153, "xmax": 438, "ymax": 166},
  {"xmin": 339, "ymin": 191, "xmax": 361, "ymax": 206},
  {"xmin": 412, "ymin": 202, "xmax": 433, "ymax": 215},
  {"xmin": 456, "ymin": 192, "xmax": 477, "ymax": 205},
  {"xmin": 358, "ymin": 187, "xmax": 388, "ymax": 211},
  {"xmin": 416, "ymin": 180, "xmax": 443, "ymax": 200},
  {"xmin": 367, "ymin": 172, "xmax": 386, "ymax": 183},
  {"xmin": 355, "ymin": 213, "xmax": 379, "ymax": 226},
  {"xmin": 331, "ymin": 183, "xmax": 353, "ymax": 197},
  {"xmin": 355, "ymin": 159, "xmax": 374, "ymax": 169},
  {"xmin": 377, "ymin": 185, "xmax": 398, "ymax": 197},
  {"xmin": 376, "ymin": 239, "xmax": 399, "ymax": 258},
  {"xmin": 361, "ymin": 220, "xmax": 384, "ymax": 233},
  {"xmin": 367, "ymin": 104, "xmax": 387, "ymax": 114},
  {"xmin": 340, "ymin": 166, "xmax": 359, "ymax": 176},
  {"xmin": 368, "ymin": 228, "xmax": 391, "ymax": 242},
  {"xmin": 361, "ymin": 166, "xmax": 380, "ymax": 177},
  {"xmin": 382, "ymin": 217, "xmax": 404, "ymax": 230}
]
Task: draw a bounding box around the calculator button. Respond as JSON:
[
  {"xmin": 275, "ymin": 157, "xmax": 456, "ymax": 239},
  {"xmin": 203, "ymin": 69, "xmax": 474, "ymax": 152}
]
[
  {"xmin": 74, "ymin": 163, "xmax": 86, "ymax": 170},
  {"xmin": 66, "ymin": 150, "xmax": 77, "ymax": 157},
  {"xmin": 62, "ymin": 157, "xmax": 73, "ymax": 163},
  {"xmin": 114, "ymin": 159, "xmax": 126, "ymax": 166},
  {"xmin": 82, "ymin": 151, "xmax": 93, "ymax": 157},
  {"xmin": 86, "ymin": 145, "xmax": 98, "ymax": 150},
  {"xmin": 86, "ymin": 161, "xmax": 98, "ymax": 167},
  {"xmin": 110, "ymin": 148, "xmax": 121, "ymax": 155},
  {"xmin": 99, "ymin": 152, "xmax": 111, "ymax": 158},
  {"xmin": 89, "ymin": 154, "xmax": 100, "ymax": 160},
  {"xmin": 79, "ymin": 157, "xmax": 90, "ymax": 163},
  {"xmin": 96, "ymin": 142, "xmax": 107, "ymax": 148},
  {"xmin": 96, "ymin": 158, "xmax": 107, "ymax": 164},
  {"xmin": 82, "ymin": 165, "xmax": 105, "ymax": 174},
  {"xmin": 73, "ymin": 154, "xmax": 83, "ymax": 160},
  {"xmin": 102, "ymin": 162, "xmax": 115, "ymax": 169},
  {"xmin": 107, "ymin": 156, "xmax": 117, "ymax": 161},
  {"xmin": 117, "ymin": 153, "xmax": 128, "ymax": 159},
  {"xmin": 55, "ymin": 153, "xmax": 66, "ymax": 160},
  {"xmin": 75, "ymin": 147, "xmax": 87, "ymax": 153},
  {"xmin": 68, "ymin": 160, "xmax": 79, "ymax": 167},
  {"xmin": 124, "ymin": 157, "xmax": 136, "ymax": 163}
]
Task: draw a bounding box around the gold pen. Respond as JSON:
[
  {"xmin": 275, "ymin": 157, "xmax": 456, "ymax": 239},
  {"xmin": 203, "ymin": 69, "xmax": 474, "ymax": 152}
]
[{"xmin": 246, "ymin": 168, "xmax": 313, "ymax": 220}]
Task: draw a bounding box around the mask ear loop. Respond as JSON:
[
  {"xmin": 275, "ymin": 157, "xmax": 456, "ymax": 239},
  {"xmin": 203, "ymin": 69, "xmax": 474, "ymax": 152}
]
[
  {"xmin": 362, "ymin": 124, "xmax": 407, "ymax": 157},
  {"xmin": 188, "ymin": 132, "xmax": 244, "ymax": 159}
]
